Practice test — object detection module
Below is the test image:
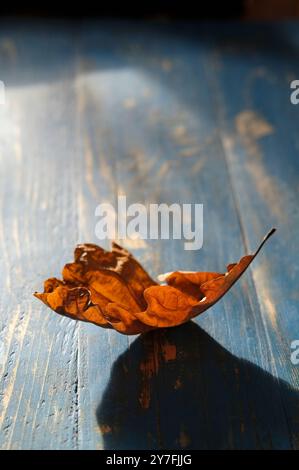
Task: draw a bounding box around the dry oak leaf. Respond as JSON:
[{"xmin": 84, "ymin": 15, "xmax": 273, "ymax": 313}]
[{"xmin": 34, "ymin": 228, "xmax": 276, "ymax": 335}]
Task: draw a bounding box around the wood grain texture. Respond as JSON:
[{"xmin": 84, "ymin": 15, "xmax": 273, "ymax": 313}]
[{"xmin": 0, "ymin": 20, "xmax": 298, "ymax": 449}]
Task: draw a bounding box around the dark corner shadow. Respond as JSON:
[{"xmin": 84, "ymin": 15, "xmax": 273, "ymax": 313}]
[
  {"xmin": 96, "ymin": 322, "xmax": 299, "ymax": 450},
  {"xmin": 0, "ymin": 20, "xmax": 297, "ymax": 88}
]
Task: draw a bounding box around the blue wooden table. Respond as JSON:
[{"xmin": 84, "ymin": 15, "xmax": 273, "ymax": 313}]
[{"xmin": 0, "ymin": 19, "xmax": 298, "ymax": 450}]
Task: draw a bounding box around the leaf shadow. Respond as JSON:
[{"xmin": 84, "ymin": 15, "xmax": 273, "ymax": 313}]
[{"xmin": 96, "ymin": 322, "xmax": 299, "ymax": 450}]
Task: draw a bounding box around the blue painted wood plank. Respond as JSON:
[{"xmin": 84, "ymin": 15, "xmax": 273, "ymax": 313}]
[
  {"xmin": 200, "ymin": 21, "xmax": 299, "ymax": 448},
  {"xmin": 0, "ymin": 22, "xmax": 80, "ymax": 449}
]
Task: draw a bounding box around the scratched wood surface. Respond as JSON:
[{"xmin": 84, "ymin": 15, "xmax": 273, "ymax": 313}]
[{"xmin": 0, "ymin": 20, "xmax": 298, "ymax": 450}]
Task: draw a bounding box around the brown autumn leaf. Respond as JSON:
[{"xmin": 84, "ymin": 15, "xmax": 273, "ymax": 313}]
[{"xmin": 34, "ymin": 229, "xmax": 276, "ymax": 335}]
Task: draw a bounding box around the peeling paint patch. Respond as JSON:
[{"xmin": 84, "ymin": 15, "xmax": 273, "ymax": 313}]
[
  {"xmin": 236, "ymin": 110, "xmax": 273, "ymax": 144},
  {"xmin": 174, "ymin": 378, "xmax": 182, "ymax": 390},
  {"xmin": 100, "ymin": 424, "xmax": 112, "ymax": 434},
  {"xmin": 191, "ymin": 158, "xmax": 206, "ymax": 174},
  {"xmin": 0, "ymin": 38, "xmax": 17, "ymax": 62},
  {"xmin": 232, "ymin": 110, "xmax": 287, "ymax": 223},
  {"xmin": 179, "ymin": 146, "xmax": 201, "ymax": 158},
  {"xmin": 161, "ymin": 340, "xmax": 177, "ymax": 362},
  {"xmin": 245, "ymin": 159, "xmax": 284, "ymax": 222},
  {"xmin": 161, "ymin": 59, "xmax": 173, "ymax": 72},
  {"xmin": 171, "ymin": 126, "xmax": 197, "ymax": 147},
  {"xmin": 178, "ymin": 429, "xmax": 191, "ymax": 448},
  {"xmin": 139, "ymin": 348, "xmax": 158, "ymax": 409},
  {"xmin": 139, "ymin": 334, "xmax": 177, "ymax": 409},
  {"xmin": 84, "ymin": 134, "xmax": 99, "ymax": 200},
  {"xmin": 123, "ymin": 98, "xmax": 137, "ymax": 109},
  {"xmin": 157, "ymin": 161, "xmax": 171, "ymax": 179}
]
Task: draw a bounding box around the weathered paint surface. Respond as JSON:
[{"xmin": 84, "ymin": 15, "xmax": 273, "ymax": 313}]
[{"xmin": 0, "ymin": 20, "xmax": 298, "ymax": 449}]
